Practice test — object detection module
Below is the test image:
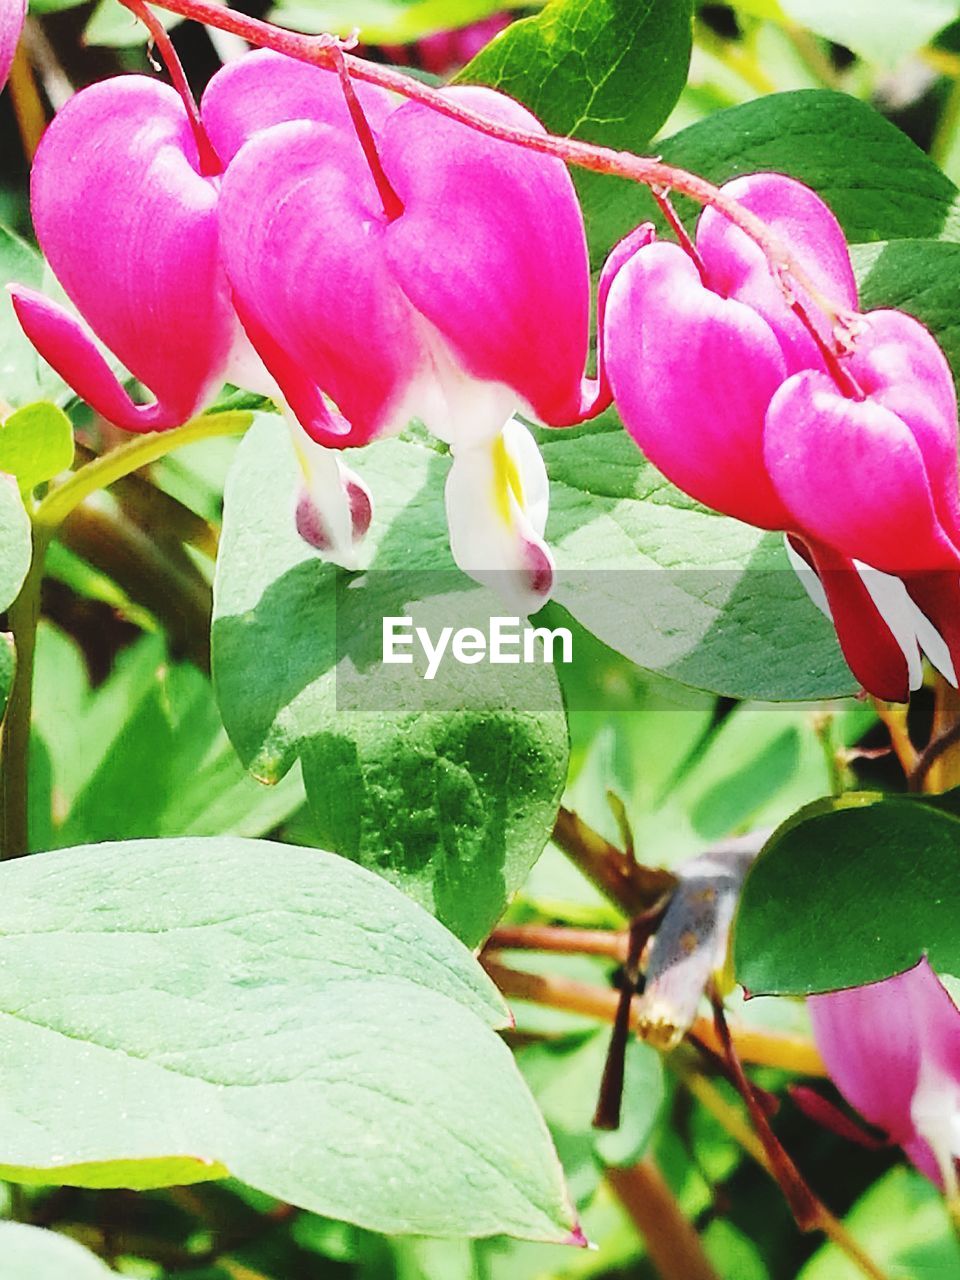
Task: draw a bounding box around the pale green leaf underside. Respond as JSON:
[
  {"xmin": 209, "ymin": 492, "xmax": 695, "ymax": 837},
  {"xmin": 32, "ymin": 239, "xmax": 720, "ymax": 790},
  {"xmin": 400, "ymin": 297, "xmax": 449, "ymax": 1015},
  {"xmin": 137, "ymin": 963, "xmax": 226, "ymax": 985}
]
[
  {"xmin": 0, "ymin": 837, "xmax": 576, "ymax": 1241},
  {"xmin": 0, "ymin": 1222, "xmax": 115, "ymax": 1278}
]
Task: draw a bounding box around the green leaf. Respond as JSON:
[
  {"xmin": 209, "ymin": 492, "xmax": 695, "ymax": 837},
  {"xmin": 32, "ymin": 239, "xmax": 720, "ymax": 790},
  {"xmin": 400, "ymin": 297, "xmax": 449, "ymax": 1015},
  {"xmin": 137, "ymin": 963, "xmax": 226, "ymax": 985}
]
[
  {"xmin": 269, "ymin": 0, "xmax": 525, "ymax": 42},
  {"xmin": 779, "ymin": 0, "xmax": 957, "ymax": 67},
  {"xmin": 0, "ymin": 836, "xmax": 577, "ymax": 1241},
  {"xmin": 462, "ymin": 0, "xmax": 693, "ymax": 148},
  {"xmin": 851, "ymin": 239, "xmax": 960, "ymax": 388},
  {"xmin": 798, "ymin": 1166, "xmax": 960, "ymax": 1280},
  {"xmin": 213, "ymin": 415, "xmax": 568, "ymax": 945},
  {"xmin": 0, "ymin": 226, "xmax": 65, "ymax": 408},
  {"xmin": 0, "ymin": 1223, "xmax": 114, "ymax": 1277},
  {"xmin": 584, "ymin": 89, "xmax": 960, "ymax": 264},
  {"xmin": 733, "ymin": 792, "xmax": 960, "ymax": 995},
  {"xmin": 518, "ymin": 1030, "xmax": 664, "ymax": 1203},
  {"xmin": 461, "ymin": 0, "xmax": 693, "ymax": 263},
  {"xmin": 0, "ymin": 471, "xmax": 31, "ymax": 612},
  {"xmin": 536, "ymin": 416, "xmax": 856, "ymax": 701},
  {"xmin": 0, "ymin": 401, "xmax": 75, "ymax": 496},
  {"xmin": 30, "ymin": 627, "xmax": 305, "ymax": 850}
]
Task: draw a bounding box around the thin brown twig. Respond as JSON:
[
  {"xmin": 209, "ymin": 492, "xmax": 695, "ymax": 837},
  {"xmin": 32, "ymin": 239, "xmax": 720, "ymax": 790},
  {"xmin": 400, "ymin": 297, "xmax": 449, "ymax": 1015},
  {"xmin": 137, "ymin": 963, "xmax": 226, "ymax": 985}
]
[
  {"xmin": 481, "ymin": 959, "xmax": 828, "ymax": 1077},
  {"xmin": 606, "ymin": 1159, "xmax": 721, "ymax": 1280},
  {"xmin": 485, "ymin": 923, "xmax": 629, "ymax": 961},
  {"xmin": 909, "ymin": 718, "xmax": 960, "ymax": 793},
  {"xmin": 871, "ymin": 697, "xmax": 919, "ymax": 777},
  {"xmin": 686, "ymin": 1075, "xmax": 891, "ymax": 1280},
  {"xmin": 551, "ymin": 805, "xmax": 678, "ymax": 915}
]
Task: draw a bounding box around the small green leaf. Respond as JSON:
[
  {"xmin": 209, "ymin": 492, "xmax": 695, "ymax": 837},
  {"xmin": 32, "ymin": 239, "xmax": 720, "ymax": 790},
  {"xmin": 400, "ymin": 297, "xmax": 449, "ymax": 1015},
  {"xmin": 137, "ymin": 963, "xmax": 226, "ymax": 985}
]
[
  {"xmin": 0, "ymin": 1223, "xmax": 115, "ymax": 1278},
  {"xmin": 0, "ymin": 471, "xmax": 31, "ymax": 612},
  {"xmin": 733, "ymin": 792, "xmax": 960, "ymax": 996},
  {"xmin": 0, "ymin": 836, "xmax": 577, "ymax": 1241},
  {"xmin": 0, "ymin": 401, "xmax": 75, "ymax": 495},
  {"xmin": 214, "ymin": 415, "xmax": 568, "ymax": 946}
]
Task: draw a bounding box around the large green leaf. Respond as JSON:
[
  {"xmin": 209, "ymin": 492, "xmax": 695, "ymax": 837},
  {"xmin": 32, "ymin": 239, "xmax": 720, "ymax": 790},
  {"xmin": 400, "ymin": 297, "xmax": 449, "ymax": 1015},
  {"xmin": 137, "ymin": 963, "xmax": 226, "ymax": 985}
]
[
  {"xmin": 0, "ymin": 1223, "xmax": 114, "ymax": 1278},
  {"xmin": 0, "ymin": 836, "xmax": 577, "ymax": 1241},
  {"xmin": 585, "ymin": 89, "xmax": 960, "ymax": 264},
  {"xmin": 537, "ymin": 416, "xmax": 856, "ymax": 702},
  {"xmin": 462, "ymin": 0, "xmax": 692, "ymax": 148},
  {"xmin": 214, "ymin": 415, "xmax": 568, "ymax": 945},
  {"xmin": 733, "ymin": 792, "xmax": 960, "ymax": 995},
  {"xmin": 0, "ymin": 471, "xmax": 31, "ymax": 611},
  {"xmin": 30, "ymin": 627, "xmax": 304, "ymax": 851}
]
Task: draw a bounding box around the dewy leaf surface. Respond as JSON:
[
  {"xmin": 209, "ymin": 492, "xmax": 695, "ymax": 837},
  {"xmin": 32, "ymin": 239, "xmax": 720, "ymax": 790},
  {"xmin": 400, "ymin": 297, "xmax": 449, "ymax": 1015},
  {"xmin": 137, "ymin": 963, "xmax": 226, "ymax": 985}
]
[
  {"xmin": 213, "ymin": 415, "xmax": 568, "ymax": 947},
  {"xmin": 0, "ymin": 1222, "xmax": 115, "ymax": 1277},
  {"xmin": 733, "ymin": 793, "xmax": 960, "ymax": 995},
  {"xmin": 0, "ymin": 837, "xmax": 578, "ymax": 1241}
]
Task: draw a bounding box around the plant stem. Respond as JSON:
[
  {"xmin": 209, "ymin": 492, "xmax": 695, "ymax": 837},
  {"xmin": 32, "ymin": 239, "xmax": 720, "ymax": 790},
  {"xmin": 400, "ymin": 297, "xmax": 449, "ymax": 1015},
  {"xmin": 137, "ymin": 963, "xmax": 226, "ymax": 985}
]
[
  {"xmin": 486, "ymin": 923, "xmax": 629, "ymax": 960},
  {"xmin": 1, "ymin": 524, "xmax": 51, "ymax": 859},
  {"xmin": 34, "ymin": 411, "xmax": 252, "ymax": 532},
  {"xmin": 871, "ymin": 697, "xmax": 919, "ymax": 778},
  {"xmin": 122, "ymin": 0, "xmax": 856, "ymax": 335},
  {"xmin": 481, "ymin": 959, "xmax": 827, "ymax": 1076},
  {"xmin": 7, "ymin": 44, "xmax": 46, "ymax": 161},
  {"xmin": 686, "ymin": 1074, "xmax": 891, "ymax": 1280},
  {"xmin": 551, "ymin": 805, "xmax": 678, "ymax": 915},
  {"xmin": 606, "ymin": 1159, "xmax": 721, "ymax": 1280},
  {"xmin": 0, "ymin": 411, "xmax": 249, "ymax": 855},
  {"xmin": 911, "ymin": 676, "xmax": 960, "ymax": 793}
]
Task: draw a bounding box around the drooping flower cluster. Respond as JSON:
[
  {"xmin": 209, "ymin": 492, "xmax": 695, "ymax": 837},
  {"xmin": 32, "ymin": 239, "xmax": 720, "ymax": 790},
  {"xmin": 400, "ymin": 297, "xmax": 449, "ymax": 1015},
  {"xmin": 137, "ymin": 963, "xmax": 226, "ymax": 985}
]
[
  {"xmin": 603, "ymin": 174, "xmax": 960, "ymax": 703},
  {"xmin": 809, "ymin": 960, "xmax": 960, "ymax": 1196},
  {"xmin": 12, "ymin": 49, "xmax": 613, "ymax": 612},
  {"xmin": 12, "ymin": 43, "xmax": 960, "ymax": 692}
]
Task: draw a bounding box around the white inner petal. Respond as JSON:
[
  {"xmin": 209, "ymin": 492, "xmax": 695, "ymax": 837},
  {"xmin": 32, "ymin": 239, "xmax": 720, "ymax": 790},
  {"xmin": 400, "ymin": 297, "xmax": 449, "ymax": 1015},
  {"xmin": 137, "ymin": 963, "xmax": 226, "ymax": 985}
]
[{"xmin": 911, "ymin": 1053, "xmax": 960, "ymax": 1197}]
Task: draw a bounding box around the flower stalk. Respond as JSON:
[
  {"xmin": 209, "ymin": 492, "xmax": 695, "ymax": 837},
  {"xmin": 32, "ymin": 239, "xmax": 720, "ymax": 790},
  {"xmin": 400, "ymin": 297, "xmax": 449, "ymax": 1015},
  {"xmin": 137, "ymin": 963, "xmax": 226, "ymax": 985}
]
[{"xmin": 118, "ymin": 0, "xmax": 856, "ymax": 341}]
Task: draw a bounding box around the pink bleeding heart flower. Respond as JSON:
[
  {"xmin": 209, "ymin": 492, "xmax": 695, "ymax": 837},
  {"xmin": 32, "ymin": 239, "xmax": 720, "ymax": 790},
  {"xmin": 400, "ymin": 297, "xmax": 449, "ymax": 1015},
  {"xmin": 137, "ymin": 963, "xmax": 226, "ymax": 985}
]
[
  {"xmin": 11, "ymin": 52, "xmax": 391, "ymax": 565},
  {"xmin": 0, "ymin": 0, "xmax": 24, "ymax": 92},
  {"xmin": 604, "ymin": 172, "xmax": 960, "ymax": 701},
  {"xmin": 809, "ymin": 959, "xmax": 960, "ymax": 1199},
  {"xmin": 216, "ymin": 81, "xmax": 612, "ymax": 612}
]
